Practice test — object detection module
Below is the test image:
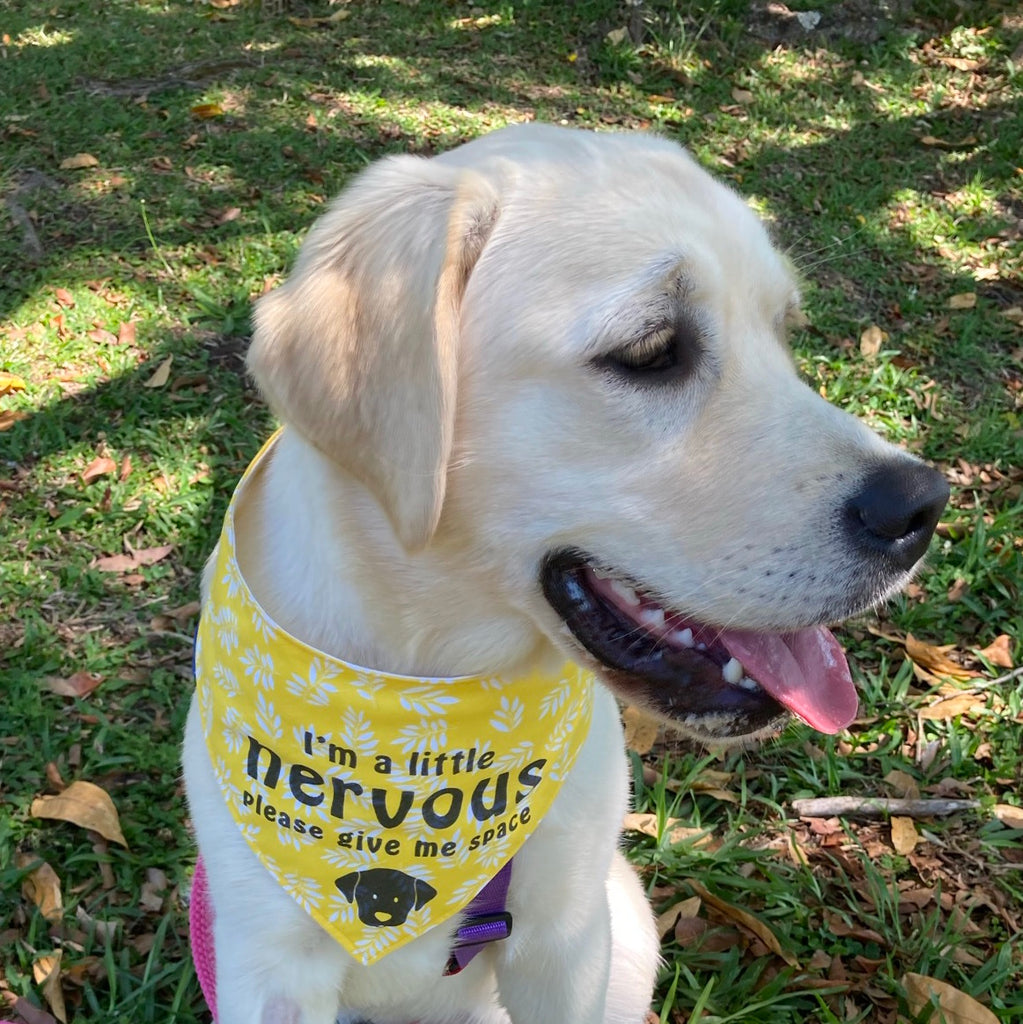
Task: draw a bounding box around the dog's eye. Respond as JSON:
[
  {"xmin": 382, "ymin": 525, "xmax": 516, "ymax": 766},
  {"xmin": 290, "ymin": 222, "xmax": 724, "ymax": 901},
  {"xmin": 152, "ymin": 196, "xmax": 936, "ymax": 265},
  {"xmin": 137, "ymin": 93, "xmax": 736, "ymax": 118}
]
[{"xmin": 597, "ymin": 324, "xmax": 700, "ymax": 382}]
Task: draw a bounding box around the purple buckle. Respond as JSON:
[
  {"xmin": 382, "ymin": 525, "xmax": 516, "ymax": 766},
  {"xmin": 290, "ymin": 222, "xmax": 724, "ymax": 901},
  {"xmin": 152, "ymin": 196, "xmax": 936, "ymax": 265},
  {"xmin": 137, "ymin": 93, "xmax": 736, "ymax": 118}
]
[
  {"xmin": 443, "ymin": 861, "xmax": 514, "ymax": 975},
  {"xmin": 444, "ymin": 911, "xmax": 513, "ymax": 975}
]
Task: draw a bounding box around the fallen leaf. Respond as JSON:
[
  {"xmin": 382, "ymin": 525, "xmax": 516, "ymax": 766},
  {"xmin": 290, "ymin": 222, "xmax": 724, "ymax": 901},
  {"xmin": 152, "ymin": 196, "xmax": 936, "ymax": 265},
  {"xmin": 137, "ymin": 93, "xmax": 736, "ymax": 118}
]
[
  {"xmin": 905, "ymin": 634, "xmax": 981, "ymax": 680},
  {"xmin": 947, "ymin": 577, "xmax": 970, "ymax": 602},
  {"xmin": 859, "ymin": 324, "xmax": 887, "ymax": 359},
  {"xmin": 903, "ymin": 972, "xmax": 998, "ymax": 1024},
  {"xmin": 689, "ymin": 881, "xmax": 798, "ymax": 966},
  {"xmin": 884, "ymin": 769, "xmax": 920, "ymax": 799},
  {"xmin": 92, "ymin": 543, "xmax": 173, "ymax": 573},
  {"xmin": 143, "ymin": 355, "xmax": 173, "ymax": 388},
  {"xmin": 655, "ymin": 896, "xmax": 701, "ymax": 939},
  {"xmin": 825, "ymin": 914, "xmax": 886, "ymax": 945},
  {"xmin": 190, "ymin": 102, "xmax": 225, "ymax": 119},
  {"xmin": 605, "ymin": 26, "xmax": 629, "ymax": 45},
  {"xmin": 919, "ymin": 135, "xmax": 978, "ymax": 150},
  {"xmin": 0, "ymin": 371, "xmax": 27, "ymax": 395},
  {"xmin": 16, "ymin": 854, "xmax": 63, "ymax": 921},
  {"xmin": 731, "ymin": 87, "xmax": 754, "ymax": 104},
  {"xmin": 118, "ymin": 321, "xmax": 137, "ymax": 346},
  {"xmin": 934, "ymin": 56, "xmax": 982, "ymax": 71},
  {"xmin": 119, "ymin": 454, "xmax": 133, "ymax": 482},
  {"xmin": 59, "ymin": 152, "xmax": 99, "ymax": 170},
  {"xmin": 54, "ymin": 287, "xmax": 75, "ymax": 308},
  {"xmin": 977, "ymin": 634, "xmax": 1014, "ymax": 669},
  {"xmin": 33, "ymin": 951, "xmax": 66, "ymax": 1023},
  {"xmin": 0, "ymin": 409, "xmax": 29, "ymax": 430},
  {"xmin": 948, "ymin": 292, "xmax": 978, "ymax": 310},
  {"xmin": 622, "ymin": 705, "xmax": 659, "ymax": 754},
  {"xmin": 920, "ymin": 692, "xmax": 987, "ymax": 720},
  {"xmin": 4, "ymin": 995, "xmax": 59, "ymax": 1024},
  {"xmin": 993, "ymin": 804, "xmax": 1023, "ymax": 829},
  {"xmin": 622, "ymin": 812, "xmax": 713, "ymax": 847},
  {"xmin": 82, "ymin": 455, "xmax": 116, "ymax": 485},
  {"xmin": 891, "ymin": 816, "xmax": 920, "ymax": 855},
  {"xmin": 31, "ymin": 780, "xmax": 128, "ymax": 847},
  {"xmin": 44, "ymin": 671, "xmax": 104, "ymax": 698}
]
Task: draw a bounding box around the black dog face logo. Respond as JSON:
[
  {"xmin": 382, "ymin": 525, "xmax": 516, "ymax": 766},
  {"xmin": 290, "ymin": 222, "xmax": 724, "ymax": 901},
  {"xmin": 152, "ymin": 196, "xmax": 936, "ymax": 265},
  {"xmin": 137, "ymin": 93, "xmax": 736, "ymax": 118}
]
[{"xmin": 335, "ymin": 869, "xmax": 437, "ymax": 927}]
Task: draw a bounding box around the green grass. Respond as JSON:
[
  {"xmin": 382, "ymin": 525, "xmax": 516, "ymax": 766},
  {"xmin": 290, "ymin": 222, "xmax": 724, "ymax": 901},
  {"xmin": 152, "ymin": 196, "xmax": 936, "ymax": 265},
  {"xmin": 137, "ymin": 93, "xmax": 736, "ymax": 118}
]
[{"xmin": 2, "ymin": 1, "xmax": 1021, "ymax": 1021}]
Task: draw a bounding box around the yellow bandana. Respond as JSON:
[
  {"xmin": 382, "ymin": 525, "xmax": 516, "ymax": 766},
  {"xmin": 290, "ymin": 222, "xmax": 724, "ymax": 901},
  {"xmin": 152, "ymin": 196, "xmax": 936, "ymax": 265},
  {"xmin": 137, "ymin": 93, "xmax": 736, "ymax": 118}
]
[{"xmin": 194, "ymin": 432, "xmax": 595, "ymax": 965}]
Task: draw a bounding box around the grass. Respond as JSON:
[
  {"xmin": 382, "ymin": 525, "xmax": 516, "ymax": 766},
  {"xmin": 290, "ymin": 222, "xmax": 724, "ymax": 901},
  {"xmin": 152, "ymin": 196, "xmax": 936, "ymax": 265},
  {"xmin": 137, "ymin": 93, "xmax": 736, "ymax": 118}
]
[{"xmin": 1, "ymin": 0, "xmax": 1021, "ymax": 1021}]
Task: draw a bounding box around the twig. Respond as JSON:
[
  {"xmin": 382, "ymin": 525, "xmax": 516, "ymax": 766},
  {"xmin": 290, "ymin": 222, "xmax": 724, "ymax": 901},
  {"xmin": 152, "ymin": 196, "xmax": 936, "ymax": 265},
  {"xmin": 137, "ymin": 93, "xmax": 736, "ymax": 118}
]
[
  {"xmin": 959, "ymin": 665, "xmax": 1023, "ymax": 693},
  {"xmin": 791, "ymin": 797, "xmax": 980, "ymax": 820}
]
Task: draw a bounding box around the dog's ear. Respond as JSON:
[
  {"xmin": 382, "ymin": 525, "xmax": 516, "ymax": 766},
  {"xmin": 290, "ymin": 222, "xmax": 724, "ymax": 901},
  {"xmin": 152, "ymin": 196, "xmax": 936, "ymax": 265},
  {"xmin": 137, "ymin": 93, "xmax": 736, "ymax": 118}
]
[
  {"xmin": 334, "ymin": 871, "xmax": 361, "ymax": 903},
  {"xmin": 413, "ymin": 877, "xmax": 437, "ymax": 910},
  {"xmin": 248, "ymin": 156, "xmax": 501, "ymax": 551}
]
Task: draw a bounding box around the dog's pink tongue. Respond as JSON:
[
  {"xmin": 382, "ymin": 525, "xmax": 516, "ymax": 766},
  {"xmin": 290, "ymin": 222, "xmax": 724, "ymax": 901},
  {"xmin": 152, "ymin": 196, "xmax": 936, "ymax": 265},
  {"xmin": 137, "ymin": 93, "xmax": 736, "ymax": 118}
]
[{"xmin": 721, "ymin": 627, "xmax": 858, "ymax": 733}]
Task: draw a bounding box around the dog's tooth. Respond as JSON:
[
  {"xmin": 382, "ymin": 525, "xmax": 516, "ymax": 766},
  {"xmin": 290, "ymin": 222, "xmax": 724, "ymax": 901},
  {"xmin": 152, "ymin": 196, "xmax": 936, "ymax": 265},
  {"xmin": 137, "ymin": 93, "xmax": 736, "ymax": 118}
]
[
  {"xmin": 738, "ymin": 675, "xmax": 761, "ymax": 692},
  {"xmin": 722, "ymin": 657, "xmax": 744, "ymax": 684},
  {"xmin": 696, "ymin": 642, "xmax": 707, "ymax": 651},
  {"xmin": 609, "ymin": 580, "xmax": 641, "ymax": 607},
  {"xmin": 675, "ymin": 627, "xmax": 694, "ymax": 648},
  {"xmin": 639, "ymin": 607, "xmax": 665, "ymax": 630}
]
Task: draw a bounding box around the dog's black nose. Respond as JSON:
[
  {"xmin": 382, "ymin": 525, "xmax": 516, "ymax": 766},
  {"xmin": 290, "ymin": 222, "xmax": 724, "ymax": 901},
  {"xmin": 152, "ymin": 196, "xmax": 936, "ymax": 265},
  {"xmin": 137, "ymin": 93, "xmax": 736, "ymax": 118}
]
[{"xmin": 846, "ymin": 460, "xmax": 949, "ymax": 570}]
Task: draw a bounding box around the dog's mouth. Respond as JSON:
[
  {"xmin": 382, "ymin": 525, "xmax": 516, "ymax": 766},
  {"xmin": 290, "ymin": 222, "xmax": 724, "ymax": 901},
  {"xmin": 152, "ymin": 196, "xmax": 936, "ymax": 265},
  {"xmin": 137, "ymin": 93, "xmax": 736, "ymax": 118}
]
[{"xmin": 541, "ymin": 549, "xmax": 859, "ymax": 741}]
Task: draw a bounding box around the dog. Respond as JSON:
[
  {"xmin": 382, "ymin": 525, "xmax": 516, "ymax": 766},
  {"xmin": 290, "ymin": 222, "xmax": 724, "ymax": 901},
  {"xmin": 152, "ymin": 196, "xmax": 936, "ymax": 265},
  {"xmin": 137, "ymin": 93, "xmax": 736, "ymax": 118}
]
[{"xmin": 183, "ymin": 123, "xmax": 948, "ymax": 1024}]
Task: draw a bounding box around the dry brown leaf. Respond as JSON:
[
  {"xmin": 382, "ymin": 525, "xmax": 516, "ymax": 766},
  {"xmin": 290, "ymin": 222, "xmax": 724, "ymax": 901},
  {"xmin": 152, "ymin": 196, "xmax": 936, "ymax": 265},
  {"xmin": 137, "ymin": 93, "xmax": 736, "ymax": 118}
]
[
  {"xmin": 622, "ymin": 812, "xmax": 712, "ymax": 847},
  {"xmin": 688, "ymin": 881, "xmax": 798, "ymax": 966},
  {"xmin": 82, "ymin": 455, "xmax": 117, "ymax": 485},
  {"xmin": 731, "ymin": 87, "xmax": 754, "ymax": 104},
  {"xmin": 190, "ymin": 102, "xmax": 225, "ymax": 119},
  {"xmin": 891, "ymin": 816, "xmax": 920, "ymax": 855},
  {"xmin": 992, "ymin": 804, "xmax": 1023, "ymax": 829},
  {"xmin": 934, "ymin": 55, "xmax": 982, "ymax": 71},
  {"xmin": 622, "ymin": 705, "xmax": 660, "ymax": 755},
  {"xmin": 884, "ymin": 769, "xmax": 920, "ymax": 799},
  {"xmin": 16, "ymin": 854, "xmax": 63, "ymax": 921},
  {"xmin": 947, "ymin": 577, "xmax": 970, "ymax": 603},
  {"xmin": 31, "ymin": 780, "xmax": 128, "ymax": 847},
  {"xmin": 903, "ymin": 972, "xmax": 998, "ymax": 1024},
  {"xmin": 859, "ymin": 324, "xmax": 886, "ymax": 359},
  {"xmin": 33, "ymin": 951, "xmax": 66, "ymax": 1023},
  {"xmin": 977, "ymin": 634, "xmax": 1014, "ymax": 669},
  {"xmin": 44, "ymin": 670, "xmax": 104, "ymax": 698},
  {"xmin": 920, "ymin": 692, "xmax": 987, "ymax": 721},
  {"xmin": 143, "ymin": 355, "xmax": 173, "ymax": 388},
  {"xmin": 118, "ymin": 321, "xmax": 137, "ymax": 346},
  {"xmin": 655, "ymin": 896, "xmax": 701, "ymax": 939},
  {"xmin": 948, "ymin": 292, "xmax": 978, "ymax": 310},
  {"xmin": 3, "ymin": 994, "xmax": 60, "ymax": 1024},
  {"xmin": 905, "ymin": 634, "xmax": 981, "ymax": 680},
  {"xmin": 0, "ymin": 370, "xmax": 26, "ymax": 396},
  {"xmin": 92, "ymin": 543, "xmax": 174, "ymax": 573},
  {"xmin": 60, "ymin": 153, "xmax": 99, "ymax": 170},
  {"xmin": 919, "ymin": 135, "xmax": 978, "ymax": 150},
  {"xmin": 0, "ymin": 408, "xmax": 29, "ymax": 430}
]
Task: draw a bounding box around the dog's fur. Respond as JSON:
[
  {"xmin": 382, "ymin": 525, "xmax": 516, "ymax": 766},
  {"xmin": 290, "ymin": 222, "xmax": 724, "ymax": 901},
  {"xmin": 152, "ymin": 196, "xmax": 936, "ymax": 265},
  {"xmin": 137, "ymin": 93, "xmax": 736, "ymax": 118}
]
[{"xmin": 184, "ymin": 124, "xmax": 944, "ymax": 1024}]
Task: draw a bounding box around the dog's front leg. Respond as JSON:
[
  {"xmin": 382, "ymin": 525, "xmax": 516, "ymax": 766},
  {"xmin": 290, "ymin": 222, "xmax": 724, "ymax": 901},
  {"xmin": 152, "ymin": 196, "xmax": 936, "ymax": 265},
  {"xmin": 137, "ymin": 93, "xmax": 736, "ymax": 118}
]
[{"xmin": 495, "ymin": 894, "xmax": 612, "ymax": 1024}]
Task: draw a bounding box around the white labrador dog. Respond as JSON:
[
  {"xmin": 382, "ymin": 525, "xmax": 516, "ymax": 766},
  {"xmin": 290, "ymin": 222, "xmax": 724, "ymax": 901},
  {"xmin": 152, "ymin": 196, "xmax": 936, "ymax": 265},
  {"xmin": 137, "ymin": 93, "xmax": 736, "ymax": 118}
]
[{"xmin": 183, "ymin": 124, "xmax": 948, "ymax": 1024}]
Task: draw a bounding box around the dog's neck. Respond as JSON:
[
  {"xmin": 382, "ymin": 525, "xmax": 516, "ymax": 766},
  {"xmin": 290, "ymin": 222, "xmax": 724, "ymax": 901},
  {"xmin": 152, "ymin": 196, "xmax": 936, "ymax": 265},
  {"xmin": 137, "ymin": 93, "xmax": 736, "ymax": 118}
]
[{"xmin": 229, "ymin": 428, "xmax": 548, "ymax": 679}]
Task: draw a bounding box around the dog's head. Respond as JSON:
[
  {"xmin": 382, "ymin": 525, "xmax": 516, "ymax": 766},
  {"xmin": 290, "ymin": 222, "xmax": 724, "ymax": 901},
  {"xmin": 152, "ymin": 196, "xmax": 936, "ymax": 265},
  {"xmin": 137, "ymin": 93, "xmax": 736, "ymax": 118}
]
[{"xmin": 249, "ymin": 123, "xmax": 947, "ymax": 743}]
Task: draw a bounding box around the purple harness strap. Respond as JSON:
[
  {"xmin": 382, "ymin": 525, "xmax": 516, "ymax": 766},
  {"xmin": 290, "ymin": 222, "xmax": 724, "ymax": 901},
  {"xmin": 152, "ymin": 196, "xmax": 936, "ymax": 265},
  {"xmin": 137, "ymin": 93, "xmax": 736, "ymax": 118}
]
[{"xmin": 443, "ymin": 859, "xmax": 514, "ymax": 975}]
